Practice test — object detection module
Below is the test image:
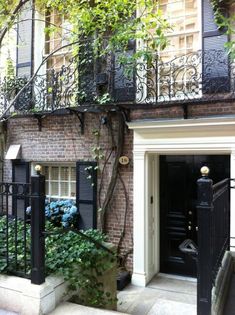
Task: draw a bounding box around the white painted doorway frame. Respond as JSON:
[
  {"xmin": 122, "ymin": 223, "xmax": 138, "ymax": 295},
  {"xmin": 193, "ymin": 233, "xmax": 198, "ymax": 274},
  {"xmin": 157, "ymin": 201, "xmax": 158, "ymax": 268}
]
[{"xmin": 128, "ymin": 116, "xmax": 235, "ymax": 287}]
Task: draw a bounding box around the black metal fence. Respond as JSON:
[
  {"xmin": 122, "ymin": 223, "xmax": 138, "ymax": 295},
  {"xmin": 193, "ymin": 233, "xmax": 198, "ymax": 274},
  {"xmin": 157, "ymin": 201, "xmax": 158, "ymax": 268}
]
[
  {"xmin": 0, "ymin": 174, "xmax": 45, "ymax": 284},
  {"xmin": 0, "ymin": 49, "xmax": 234, "ymax": 115},
  {"xmin": 197, "ymin": 170, "xmax": 230, "ymax": 315},
  {"xmin": 0, "ymin": 171, "xmax": 113, "ymax": 286}
]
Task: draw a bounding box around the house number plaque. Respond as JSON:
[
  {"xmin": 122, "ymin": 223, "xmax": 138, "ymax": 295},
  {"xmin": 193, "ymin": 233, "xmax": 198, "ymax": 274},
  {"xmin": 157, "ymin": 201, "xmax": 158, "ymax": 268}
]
[{"xmin": 119, "ymin": 156, "xmax": 129, "ymax": 165}]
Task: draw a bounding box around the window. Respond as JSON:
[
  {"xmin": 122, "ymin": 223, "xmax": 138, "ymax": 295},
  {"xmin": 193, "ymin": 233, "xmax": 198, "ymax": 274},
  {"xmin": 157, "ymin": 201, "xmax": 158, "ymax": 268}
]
[
  {"xmin": 146, "ymin": 0, "xmax": 201, "ymax": 101},
  {"xmin": 159, "ymin": 0, "xmax": 200, "ymax": 61},
  {"xmin": 44, "ymin": 11, "xmax": 72, "ymax": 72},
  {"xmin": 41, "ymin": 165, "xmax": 76, "ymax": 199}
]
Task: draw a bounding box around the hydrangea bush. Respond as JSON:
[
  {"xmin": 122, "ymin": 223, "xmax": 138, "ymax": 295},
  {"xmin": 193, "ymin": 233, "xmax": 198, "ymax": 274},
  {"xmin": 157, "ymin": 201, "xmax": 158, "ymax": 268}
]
[
  {"xmin": 45, "ymin": 199, "xmax": 78, "ymax": 228},
  {"xmin": 27, "ymin": 199, "xmax": 79, "ymax": 228}
]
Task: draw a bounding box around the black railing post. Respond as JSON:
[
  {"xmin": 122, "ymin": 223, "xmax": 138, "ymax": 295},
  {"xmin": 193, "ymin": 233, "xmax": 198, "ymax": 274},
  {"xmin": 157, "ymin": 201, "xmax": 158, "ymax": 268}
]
[
  {"xmin": 31, "ymin": 165, "xmax": 45, "ymax": 285},
  {"xmin": 197, "ymin": 166, "xmax": 213, "ymax": 315}
]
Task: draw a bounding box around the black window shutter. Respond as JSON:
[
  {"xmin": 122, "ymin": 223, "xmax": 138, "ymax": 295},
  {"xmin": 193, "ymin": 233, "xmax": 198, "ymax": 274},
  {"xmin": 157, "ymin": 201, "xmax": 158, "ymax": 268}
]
[
  {"xmin": 78, "ymin": 41, "xmax": 96, "ymax": 103},
  {"xmin": 113, "ymin": 41, "xmax": 135, "ymax": 102},
  {"xmin": 202, "ymin": 0, "xmax": 229, "ymax": 94},
  {"xmin": 16, "ymin": 5, "xmax": 33, "ymax": 78},
  {"xmin": 15, "ymin": 4, "xmax": 33, "ymax": 110},
  {"xmin": 76, "ymin": 161, "xmax": 97, "ymax": 230},
  {"xmin": 12, "ymin": 160, "xmax": 30, "ymax": 217}
]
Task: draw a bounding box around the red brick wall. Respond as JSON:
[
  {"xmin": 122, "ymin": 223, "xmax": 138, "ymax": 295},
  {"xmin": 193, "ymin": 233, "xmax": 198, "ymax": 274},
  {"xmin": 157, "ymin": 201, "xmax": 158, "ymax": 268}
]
[
  {"xmin": 4, "ymin": 112, "xmax": 133, "ymax": 270},
  {"xmin": 130, "ymin": 101, "xmax": 235, "ymax": 121}
]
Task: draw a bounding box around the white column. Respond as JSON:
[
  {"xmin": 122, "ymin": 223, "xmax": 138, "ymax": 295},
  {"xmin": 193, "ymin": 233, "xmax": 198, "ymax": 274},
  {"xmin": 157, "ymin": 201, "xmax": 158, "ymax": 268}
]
[
  {"xmin": 132, "ymin": 150, "xmax": 148, "ymax": 286},
  {"xmin": 230, "ymin": 151, "xmax": 235, "ymax": 250}
]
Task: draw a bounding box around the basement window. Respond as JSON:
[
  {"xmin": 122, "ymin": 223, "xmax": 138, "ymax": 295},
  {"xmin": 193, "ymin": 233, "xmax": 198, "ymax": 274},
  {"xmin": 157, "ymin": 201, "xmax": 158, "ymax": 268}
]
[{"xmin": 39, "ymin": 165, "xmax": 76, "ymax": 200}]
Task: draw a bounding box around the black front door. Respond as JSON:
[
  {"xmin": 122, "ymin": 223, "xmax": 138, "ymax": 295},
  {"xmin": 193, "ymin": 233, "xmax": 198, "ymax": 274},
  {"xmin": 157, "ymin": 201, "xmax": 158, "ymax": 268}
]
[{"xmin": 160, "ymin": 155, "xmax": 230, "ymax": 277}]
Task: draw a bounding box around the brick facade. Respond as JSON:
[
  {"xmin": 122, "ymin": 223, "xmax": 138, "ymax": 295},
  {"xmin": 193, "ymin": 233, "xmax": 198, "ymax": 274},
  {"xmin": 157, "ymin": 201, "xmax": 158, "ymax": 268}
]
[
  {"xmin": 4, "ymin": 112, "xmax": 133, "ymax": 270},
  {"xmin": 4, "ymin": 100, "xmax": 235, "ymax": 271}
]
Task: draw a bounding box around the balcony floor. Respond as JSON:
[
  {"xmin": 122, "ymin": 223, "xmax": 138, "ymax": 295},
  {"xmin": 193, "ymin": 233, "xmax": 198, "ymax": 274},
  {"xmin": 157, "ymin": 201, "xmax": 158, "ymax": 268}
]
[{"xmin": 117, "ymin": 274, "xmax": 197, "ymax": 315}]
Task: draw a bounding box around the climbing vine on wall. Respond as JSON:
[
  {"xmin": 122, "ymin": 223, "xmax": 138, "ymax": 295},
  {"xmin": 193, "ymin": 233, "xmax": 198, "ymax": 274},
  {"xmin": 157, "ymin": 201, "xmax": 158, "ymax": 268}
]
[{"xmin": 210, "ymin": 0, "xmax": 235, "ymax": 56}]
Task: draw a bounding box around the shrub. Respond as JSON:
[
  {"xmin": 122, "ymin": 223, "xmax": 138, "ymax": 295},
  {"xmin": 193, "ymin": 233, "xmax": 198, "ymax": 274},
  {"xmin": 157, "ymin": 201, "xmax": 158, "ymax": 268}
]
[{"xmin": 0, "ymin": 216, "xmax": 116, "ymax": 308}]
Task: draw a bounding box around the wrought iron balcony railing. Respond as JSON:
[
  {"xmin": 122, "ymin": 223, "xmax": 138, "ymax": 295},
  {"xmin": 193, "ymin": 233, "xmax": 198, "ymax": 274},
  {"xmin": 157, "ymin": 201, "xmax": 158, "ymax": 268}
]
[{"xmin": 0, "ymin": 49, "xmax": 233, "ymax": 116}]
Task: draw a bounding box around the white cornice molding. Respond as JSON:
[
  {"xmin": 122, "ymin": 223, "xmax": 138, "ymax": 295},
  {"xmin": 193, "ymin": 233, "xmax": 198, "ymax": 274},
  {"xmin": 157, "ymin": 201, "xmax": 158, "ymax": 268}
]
[{"xmin": 127, "ymin": 116, "xmax": 235, "ymax": 131}]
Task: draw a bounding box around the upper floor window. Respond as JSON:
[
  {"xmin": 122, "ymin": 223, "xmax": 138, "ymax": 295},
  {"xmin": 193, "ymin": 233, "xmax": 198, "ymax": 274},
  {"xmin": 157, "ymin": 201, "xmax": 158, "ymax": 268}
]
[
  {"xmin": 159, "ymin": 0, "xmax": 200, "ymax": 61},
  {"xmin": 44, "ymin": 11, "xmax": 72, "ymax": 72},
  {"xmin": 145, "ymin": 0, "xmax": 201, "ymax": 101}
]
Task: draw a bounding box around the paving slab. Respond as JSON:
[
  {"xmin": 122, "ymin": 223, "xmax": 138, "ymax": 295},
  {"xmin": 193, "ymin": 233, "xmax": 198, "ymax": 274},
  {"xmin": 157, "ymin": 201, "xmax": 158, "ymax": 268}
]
[
  {"xmin": 117, "ymin": 274, "xmax": 197, "ymax": 315},
  {"xmin": 147, "ymin": 299, "xmax": 196, "ymax": 315}
]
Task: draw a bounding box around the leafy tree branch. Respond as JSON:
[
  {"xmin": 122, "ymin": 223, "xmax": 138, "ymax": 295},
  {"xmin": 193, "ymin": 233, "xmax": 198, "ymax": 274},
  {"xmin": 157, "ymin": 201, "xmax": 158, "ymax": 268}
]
[{"xmin": 0, "ymin": 0, "xmax": 30, "ymax": 47}]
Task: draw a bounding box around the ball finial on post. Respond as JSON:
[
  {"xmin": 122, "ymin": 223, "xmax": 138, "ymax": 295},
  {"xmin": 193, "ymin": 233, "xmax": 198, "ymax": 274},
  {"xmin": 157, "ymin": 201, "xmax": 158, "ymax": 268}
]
[
  {"xmin": 35, "ymin": 164, "xmax": 42, "ymax": 175},
  {"xmin": 200, "ymin": 166, "xmax": 210, "ymax": 177}
]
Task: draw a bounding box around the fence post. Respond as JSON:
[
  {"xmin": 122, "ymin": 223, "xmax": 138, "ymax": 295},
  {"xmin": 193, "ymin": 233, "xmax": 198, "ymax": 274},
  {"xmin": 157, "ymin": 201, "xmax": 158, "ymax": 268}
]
[
  {"xmin": 31, "ymin": 165, "xmax": 45, "ymax": 285},
  {"xmin": 197, "ymin": 166, "xmax": 213, "ymax": 315}
]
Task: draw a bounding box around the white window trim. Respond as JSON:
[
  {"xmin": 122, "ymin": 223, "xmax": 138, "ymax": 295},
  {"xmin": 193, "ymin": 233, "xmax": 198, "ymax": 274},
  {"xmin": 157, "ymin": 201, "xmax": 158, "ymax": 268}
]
[{"xmin": 31, "ymin": 162, "xmax": 76, "ymax": 200}]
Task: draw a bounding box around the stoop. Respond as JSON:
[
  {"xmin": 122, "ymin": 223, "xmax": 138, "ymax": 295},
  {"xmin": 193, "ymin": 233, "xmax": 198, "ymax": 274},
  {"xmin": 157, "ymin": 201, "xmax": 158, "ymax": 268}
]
[{"xmin": 0, "ymin": 275, "xmax": 67, "ymax": 315}]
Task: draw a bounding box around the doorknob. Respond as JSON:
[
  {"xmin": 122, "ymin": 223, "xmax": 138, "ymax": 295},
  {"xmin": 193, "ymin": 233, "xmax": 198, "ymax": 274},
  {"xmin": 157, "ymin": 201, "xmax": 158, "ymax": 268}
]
[
  {"xmin": 188, "ymin": 226, "xmax": 192, "ymax": 231},
  {"xmin": 188, "ymin": 211, "xmax": 192, "ymax": 215},
  {"xmin": 195, "ymin": 226, "xmax": 198, "ymax": 231}
]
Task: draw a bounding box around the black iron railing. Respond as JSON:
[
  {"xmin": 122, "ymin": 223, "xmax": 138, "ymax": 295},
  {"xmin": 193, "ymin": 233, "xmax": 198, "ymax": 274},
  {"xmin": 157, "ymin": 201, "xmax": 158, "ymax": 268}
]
[
  {"xmin": 0, "ymin": 174, "xmax": 113, "ymax": 286},
  {"xmin": 0, "ymin": 49, "xmax": 233, "ymax": 116},
  {"xmin": 211, "ymin": 179, "xmax": 230, "ymax": 282},
  {"xmin": 0, "ymin": 175, "xmax": 45, "ymax": 284},
  {"xmin": 197, "ymin": 171, "xmax": 230, "ymax": 315}
]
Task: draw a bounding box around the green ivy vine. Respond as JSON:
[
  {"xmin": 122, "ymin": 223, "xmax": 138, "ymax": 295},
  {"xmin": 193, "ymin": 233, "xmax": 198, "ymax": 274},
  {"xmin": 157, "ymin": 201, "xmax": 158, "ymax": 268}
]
[{"xmin": 0, "ymin": 217, "xmax": 116, "ymax": 308}]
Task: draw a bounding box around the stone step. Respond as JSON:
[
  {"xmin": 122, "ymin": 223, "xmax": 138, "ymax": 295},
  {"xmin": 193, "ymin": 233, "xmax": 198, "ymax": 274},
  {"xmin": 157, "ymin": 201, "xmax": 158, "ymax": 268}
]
[{"xmin": 49, "ymin": 302, "xmax": 127, "ymax": 315}]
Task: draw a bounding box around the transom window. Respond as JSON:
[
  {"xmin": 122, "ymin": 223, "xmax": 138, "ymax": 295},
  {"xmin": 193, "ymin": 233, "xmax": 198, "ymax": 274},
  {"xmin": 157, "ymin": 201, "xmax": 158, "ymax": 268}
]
[{"xmin": 41, "ymin": 165, "xmax": 76, "ymax": 199}]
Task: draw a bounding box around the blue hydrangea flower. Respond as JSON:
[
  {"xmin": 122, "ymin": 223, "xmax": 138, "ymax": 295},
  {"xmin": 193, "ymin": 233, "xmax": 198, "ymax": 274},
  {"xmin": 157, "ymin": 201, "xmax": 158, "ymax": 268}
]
[
  {"xmin": 69, "ymin": 206, "xmax": 77, "ymax": 214},
  {"xmin": 50, "ymin": 202, "xmax": 56, "ymax": 209},
  {"xmin": 45, "ymin": 209, "xmax": 51, "ymax": 218},
  {"xmin": 62, "ymin": 221, "xmax": 69, "ymax": 228},
  {"xmin": 62, "ymin": 213, "xmax": 71, "ymax": 222},
  {"xmin": 26, "ymin": 206, "xmax": 31, "ymax": 215},
  {"xmin": 53, "ymin": 207, "xmax": 60, "ymax": 215}
]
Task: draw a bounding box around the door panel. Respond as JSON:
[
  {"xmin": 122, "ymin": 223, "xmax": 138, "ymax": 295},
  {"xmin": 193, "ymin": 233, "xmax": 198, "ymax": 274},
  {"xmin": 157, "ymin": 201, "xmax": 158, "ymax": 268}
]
[{"xmin": 160, "ymin": 155, "xmax": 230, "ymax": 277}]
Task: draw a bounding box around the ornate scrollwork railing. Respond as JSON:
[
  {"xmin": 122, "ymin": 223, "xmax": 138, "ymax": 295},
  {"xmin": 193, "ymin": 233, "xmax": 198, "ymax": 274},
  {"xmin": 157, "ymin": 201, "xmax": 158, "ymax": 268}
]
[{"xmin": 0, "ymin": 49, "xmax": 234, "ymax": 116}]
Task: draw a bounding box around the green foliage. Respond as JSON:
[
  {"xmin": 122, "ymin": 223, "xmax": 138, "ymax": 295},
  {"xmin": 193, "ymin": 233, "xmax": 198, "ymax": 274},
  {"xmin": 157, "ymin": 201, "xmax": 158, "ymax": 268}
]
[
  {"xmin": 4, "ymin": 56, "xmax": 15, "ymax": 79},
  {"xmin": 0, "ymin": 216, "xmax": 31, "ymax": 274},
  {"xmin": 95, "ymin": 93, "xmax": 112, "ymax": 105},
  {"xmin": 0, "ymin": 0, "xmax": 21, "ymax": 29},
  {"xmin": 0, "ymin": 216, "xmax": 116, "ymax": 308},
  {"xmin": 91, "ymin": 128, "xmax": 104, "ymax": 170},
  {"xmin": 211, "ymin": 0, "xmax": 235, "ymax": 57},
  {"xmin": 0, "ymin": 0, "xmax": 170, "ymax": 59},
  {"xmin": 45, "ymin": 222, "xmax": 116, "ymax": 307}
]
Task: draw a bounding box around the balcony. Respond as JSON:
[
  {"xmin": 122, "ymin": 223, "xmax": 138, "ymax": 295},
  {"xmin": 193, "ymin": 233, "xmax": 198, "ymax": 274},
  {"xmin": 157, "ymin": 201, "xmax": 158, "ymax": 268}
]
[{"xmin": 0, "ymin": 49, "xmax": 233, "ymax": 117}]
